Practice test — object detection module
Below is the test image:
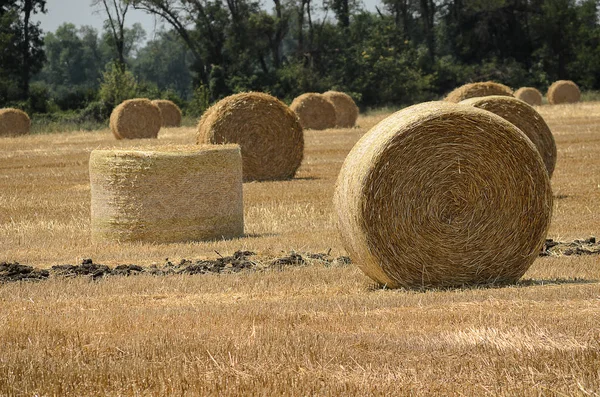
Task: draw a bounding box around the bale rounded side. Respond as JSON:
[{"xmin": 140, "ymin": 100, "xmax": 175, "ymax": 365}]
[
  {"xmin": 514, "ymin": 87, "xmax": 543, "ymax": 106},
  {"xmin": 547, "ymin": 80, "xmax": 581, "ymax": 105},
  {"xmin": 109, "ymin": 98, "xmax": 162, "ymax": 140},
  {"xmin": 445, "ymin": 81, "xmax": 513, "ymax": 103},
  {"xmin": 90, "ymin": 144, "xmax": 244, "ymax": 244},
  {"xmin": 152, "ymin": 99, "xmax": 182, "ymax": 127},
  {"xmin": 460, "ymin": 96, "xmax": 557, "ymax": 178},
  {"xmin": 289, "ymin": 93, "xmax": 337, "ymax": 130},
  {"xmin": 322, "ymin": 91, "xmax": 359, "ymax": 128},
  {"xmin": 333, "ymin": 101, "xmax": 553, "ymax": 289},
  {"xmin": 0, "ymin": 108, "xmax": 31, "ymax": 137},
  {"xmin": 197, "ymin": 92, "xmax": 304, "ymax": 182}
]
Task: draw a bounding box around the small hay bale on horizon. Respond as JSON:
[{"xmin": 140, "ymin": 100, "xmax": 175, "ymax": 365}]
[
  {"xmin": 197, "ymin": 92, "xmax": 304, "ymax": 182},
  {"xmin": 0, "ymin": 108, "xmax": 31, "ymax": 137},
  {"xmin": 547, "ymin": 80, "xmax": 581, "ymax": 105},
  {"xmin": 514, "ymin": 87, "xmax": 543, "ymax": 106},
  {"xmin": 333, "ymin": 101, "xmax": 553, "ymax": 289},
  {"xmin": 110, "ymin": 98, "xmax": 162, "ymax": 140},
  {"xmin": 460, "ymin": 95, "xmax": 557, "ymax": 178},
  {"xmin": 152, "ymin": 99, "xmax": 182, "ymax": 127},
  {"xmin": 323, "ymin": 91, "xmax": 359, "ymax": 128},
  {"xmin": 90, "ymin": 144, "xmax": 244, "ymax": 244},
  {"xmin": 290, "ymin": 93, "xmax": 337, "ymax": 130},
  {"xmin": 445, "ymin": 81, "xmax": 513, "ymax": 103}
]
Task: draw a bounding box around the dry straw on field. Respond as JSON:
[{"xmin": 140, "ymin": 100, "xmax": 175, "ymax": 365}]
[
  {"xmin": 109, "ymin": 98, "xmax": 162, "ymax": 139},
  {"xmin": 90, "ymin": 145, "xmax": 244, "ymax": 244},
  {"xmin": 514, "ymin": 87, "xmax": 543, "ymax": 106},
  {"xmin": 0, "ymin": 108, "xmax": 30, "ymax": 137},
  {"xmin": 547, "ymin": 80, "xmax": 581, "ymax": 105},
  {"xmin": 290, "ymin": 93, "xmax": 337, "ymax": 130},
  {"xmin": 323, "ymin": 91, "xmax": 359, "ymax": 128},
  {"xmin": 197, "ymin": 92, "xmax": 304, "ymax": 182},
  {"xmin": 460, "ymin": 96, "xmax": 557, "ymax": 177},
  {"xmin": 445, "ymin": 81, "xmax": 513, "ymax": 103},
  {"xmin": 152, "ymin": 99, "xmax": 182, "ymax": 127},
  {"xmin": 333, "ymin": 101, "xmax": 553, "ymax": 289}
]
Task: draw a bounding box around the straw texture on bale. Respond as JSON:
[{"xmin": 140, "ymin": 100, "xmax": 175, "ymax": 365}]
[
  {"xmin": 197, "ymin": 92, "xmax": 304, "ymax": 182},
  {"xmin": 90, "ymin": 145, "xmax": 244, "ymax": 244},
  {"xmin": 445, "ymin": 81, "xmax": 513, "ymax": 103},
  {"xmin": 322, "ymin": 91, "xmax": 359, "ymax": 128},
  {"xmin": 0, "ymin": 108, "xmax": 30, "ymax": 137},
  {"xmin": 109, "ymin": 98, "xmax": 162, "ymax": 139},
  {"xmin": 514, "ymin": 87, "xmax": 543, "ymax": 106},
  {"xmin": 460, "ymin": 96, "xmax": 557, "ymax": 178},
  {"xmin": 333, "ymin": 101, "xmax": 553, "ymax": 289},
  {"xmin": 289, "ymin": 93, "xmax": 337, "ymax": 130},
  {"xmin": 547, "ymin": 80, "xmax": 581, "ymax": 105},
  {"xmin": 152, "ymin": 99, "xmax": 182, "ymax": 127}
]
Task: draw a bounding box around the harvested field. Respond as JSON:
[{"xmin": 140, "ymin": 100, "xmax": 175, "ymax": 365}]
[{"xmin": 0, "ymin": 104, "xmax": 599, "ymax": 395}]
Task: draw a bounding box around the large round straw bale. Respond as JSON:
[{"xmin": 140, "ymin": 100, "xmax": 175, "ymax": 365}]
[
  {"xmin": 547, "ymin": 80, "xmax": 581, "ymax": 105},
  {"xmin": 152, "ymin": 99, "xmax": 182, "ymax": 127},
  {"xmin": 460, "ymin": 96, "xmax": 557, "ymax": 178},
  {"xmin": 197, "ymin": 92, "xmax": 304, "ymax": 182},
  {"xmin": 109, "ymin": 98, "xmax": 162, "ymax": 140},
  {"xmin": 290, "ymin": 93, "xmax": 336, "ymax": 130},
  {"xmin": 0, "ymin": 108, "xmax": 30, "ymax": 137},
  {"xmin": 514, "ymin": 87, "xmax": 543, "ymax": 106},
  {"xmin": 333, "ymin": 102, "xmax": 552, "ymax": 289},
  {"xmin": 90, "ymin": 145, "xmax": 244, "ymax": 244},
  {"xmin": 322, "ymin": 91, "xmax": 359, "ymax": 128},
  {"xmin": 445, "ymin": 81, "xmax": 513, "ymax": 103}
]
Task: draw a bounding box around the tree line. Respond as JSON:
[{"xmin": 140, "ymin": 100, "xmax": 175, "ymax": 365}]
[{"xmin": 1, "ymin": 0, "xmax": 599, "ymax": 124}]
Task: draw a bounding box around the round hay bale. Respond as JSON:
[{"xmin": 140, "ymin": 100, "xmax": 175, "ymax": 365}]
[
  {"xmin": 460, "ymin": 96, "xmax": 557, "ymax": 178},
  {"xmin": 0, "ymin": 108, "xmax": 30, "ymax": 137},
  {"xmin": 109, "ymin": 98, "xmax": 162, "ymax": 140},
  {"xmin": 197, "ymin": 92, "xmax": 304, "ymax": 182},
  {"xmin": 289, "ymin": 93, "xmax": 336, "ymax": 130},
  {"xmin": 333, "ymin": 101, "xmax": 553, "ymax": 289},
  {"xmin": 90, "ymin": 145, "xmax": 244, "ymax": 244},
  {"xmin": 152, "ymin": 99, "xmax": 182, "ymax": 127},
  {"xmin": 547, "ymin": 80, "xmax": 581, "ymax": 105},
  {"xmin": 514, "ymin": 87, "xmax": 543, "ymax": 106},
  {"xmin": 445, "ymin": 81, "xmax": 513, "ymax": 103},
  {"xmin": 322, "ymin": 91, "xmax": 359, "ymax": 128}
]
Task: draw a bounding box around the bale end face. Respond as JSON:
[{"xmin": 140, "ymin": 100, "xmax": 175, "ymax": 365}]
[
  {"xmin": 152, "ymin": 99, "xmax": 183, "ymax": 127},
  {"xmin": 290, "ymin": 93, "xmax": 337, "ymax": 130},
  {"xmin": 0, "ymin": 108, "xmax": 31, "ymax": 137},
  {"xmin": 547, "ymin": 80, "xmax": 581, "ymax": 105},
  {"xmin": 322, "ymin": 91, "xmax": 359, "ymax": 128},
  {"xmin": 110, "ymin": 98, "xmax": 162, "ymax": 140},
  {"xmin": 514, "ymin": 87, "xmax": 543, "ymax": 106}
]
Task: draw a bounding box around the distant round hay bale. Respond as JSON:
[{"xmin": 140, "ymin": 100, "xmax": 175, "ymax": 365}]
[
  {"xmin": 290, "ymin": 93, "xmax": 336, "ymax": 130},
  {"xmin": 445, "ymin": 81, "xmax": 513, "ymax": 103},
  {"xmin": 0, "ymin": 108, "xmax": 30, "ymax": 137},
  {"xmin": 197, "ymin": 92, "xmax": 304, "ymax": 182},
  {"xmin": 90, "ymin": 145, "xmax": 244, "ymax": 244},
  {"xmin": 333, "ymin": 101, "xmax": 552, "ymax": 289},
  {"xmin": 152, "ymin": 99, "xmax": 182, "ymax": 127},
  {"xmin": 460, "ymin": 96, "xmax": 557, "ymax": 178},
  {"xmin": 109, "ymin": 98, "xmax": 161, "ymax": 140},
  {"xmin": 514, "ymin": 87, "xmax": 543, "ymax": 106},
  {"xmin": 547, "ymin": 80, "xmax": 581, "ymax": 105},
  {"xmin": 322, "ymin": 91, "xmax": 359, "ymax": 128}
]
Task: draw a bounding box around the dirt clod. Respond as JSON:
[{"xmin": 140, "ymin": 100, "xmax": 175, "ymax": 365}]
[
  {"xmin": 0, "ymin": 262, "xmax": 49, "ymax": 283},
  {"xmin": 540, "ymin": 237, "xmax": 599, "ymax": 257}
]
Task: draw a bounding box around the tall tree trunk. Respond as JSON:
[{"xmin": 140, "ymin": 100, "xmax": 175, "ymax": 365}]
[{"xmin": 21, "ymin": 0, "xmax": 32, "ymax": 99}]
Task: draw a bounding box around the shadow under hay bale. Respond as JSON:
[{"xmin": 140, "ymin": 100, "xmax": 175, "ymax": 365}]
[
  {"xmin": 290, "ymin": 93, "xmax": 337, "ymax": 130},
  {"xmin": 90, "ymin": 145, "xmax": 244, "ymax": 244},
  {"xmin": 110, "ymin": 98, "xmax": 162, "ymax": 139},
  {"xmin": 152, "ymin": 99, "xmax": 182, "ymax": 127},
  {"xmin": 323, "ymin": 91, "xmax": 359, "ymax": 128},
  {"xmin": 460, "ymin": 95, "xmax": 557, "ymax": 178},
  {"xmin": 197, "ymin": 92, "xmax": 304, "ymax": 182},
  {"xmin": 445, "ymin": 81, "xmax": 513, "ymax": 103},
  {"xmin": 547, "ymin": 80, "xmax": 581, "ymax": 105},
  {"xmin": 514, "ymin": 87, "xmax": 543, "ymax": 106},
  {"xmin": 0, "ymin": 108, "xmax": 31, "ymax": 137},
  {"xmin": 334, "ymin": 101, "xmax": 553, "ymax": 289}
]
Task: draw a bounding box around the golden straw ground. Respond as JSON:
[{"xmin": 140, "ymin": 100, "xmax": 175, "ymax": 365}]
[
  {"xmin": 334, "ymin": 102, "xmax": 553, "ymax": 289},
  {"xmin": 197, "ymin": 92, "xmax": 304, "ymax": 182},
  {"xmin": 514, "ymin": 87, "xmax": 543, "ymax": 106},
  {"xmin": 152, "ymin": 99, "xmax": 182, "ymax": 127},
  {"xmin": 110, "ymin": 98, "xmax": 162, "ymax": 139},
  {"xmin": 290, "ymin": 93, "xmax": 337, "ymax": 130},
  {"xmin": 0, "ymin": 108, "xmax": 30, "ymax": 137},
  {"xmin": 90, "ymin": 145, "xmax": 244, "ymax": 243},
  {"xmin": 322, "ymin": 91, "xmax": 359, "ymax": 128},
  {"xmin": 460, "ymin": 95, "xmax": 557, "ymax": 177},
  {"xmin": 547, "ymin": 80, "xmax": 581, "ymax": 105},
  {"xmin": 445, "ymin": 81, "xmax": 513, "ymax": 103}
]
